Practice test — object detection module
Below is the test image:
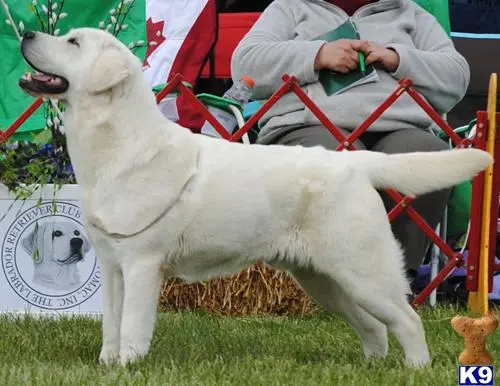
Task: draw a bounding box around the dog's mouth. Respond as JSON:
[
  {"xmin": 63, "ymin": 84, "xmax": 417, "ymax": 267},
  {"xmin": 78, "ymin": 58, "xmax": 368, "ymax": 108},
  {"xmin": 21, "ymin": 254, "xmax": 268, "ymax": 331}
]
[
  {"xmin": 19, "ymin": 70, "xmax": 69, "ymax": 96},
  {"xmin": 57, "ymin": 251, "xmax": 83, "ymax": 265}
]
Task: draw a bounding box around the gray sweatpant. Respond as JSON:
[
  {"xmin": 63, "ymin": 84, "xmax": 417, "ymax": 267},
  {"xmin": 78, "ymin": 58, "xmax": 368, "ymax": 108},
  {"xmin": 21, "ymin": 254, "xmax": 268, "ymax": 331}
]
[{"xmin": 260, "ymin": 125, "xmax": 451, "ymax": 274}]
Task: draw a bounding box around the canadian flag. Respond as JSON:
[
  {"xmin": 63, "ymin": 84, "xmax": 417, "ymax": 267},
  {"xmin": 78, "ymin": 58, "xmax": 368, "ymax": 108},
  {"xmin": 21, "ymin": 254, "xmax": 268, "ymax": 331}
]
[{"xmin": 142, "ymin": 0, "xmax": 217, "ymax": 130}]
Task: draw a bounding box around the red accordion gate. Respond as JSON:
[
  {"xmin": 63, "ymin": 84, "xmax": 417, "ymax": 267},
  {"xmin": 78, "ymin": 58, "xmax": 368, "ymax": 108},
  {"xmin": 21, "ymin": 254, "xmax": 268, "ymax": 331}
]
[{"xmin": 1, "ymin": 73, "xmax": 498, "ymax": 308}]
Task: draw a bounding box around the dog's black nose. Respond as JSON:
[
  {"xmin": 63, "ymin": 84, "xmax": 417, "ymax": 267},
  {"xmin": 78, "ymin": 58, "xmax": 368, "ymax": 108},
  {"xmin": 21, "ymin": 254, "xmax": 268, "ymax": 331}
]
[
  {"xmin": 70, "ymin": 237, "xmax": 83, "ymax": 250},
  {"xmin": 23, "ymin": 31, "xmax": 36, "ymax": 40}
]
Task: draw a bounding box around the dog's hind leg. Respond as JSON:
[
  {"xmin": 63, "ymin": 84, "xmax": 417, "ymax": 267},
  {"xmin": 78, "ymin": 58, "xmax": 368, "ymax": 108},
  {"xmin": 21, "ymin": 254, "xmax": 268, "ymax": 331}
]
[
  {"xmin": 324, "ymin": 250, "xmax": 430, "ymax": 368},
  {"xmin": 98, "ymin": 258, "xmax": 124, "ymax": 365},
  {"xmin": 119, "ymin": 254, "xmax": 164, "ymax": 366},
  {"xmin": 290, "ymin": 268, "xmax": 388, "ymax": 359},
  {"xmin": 352, "ymin": 282, "xmax": 429, "ymax": 368},
  {"xmin": 309, "ymin": 182, "xmax": 430, "ymax": 367}
]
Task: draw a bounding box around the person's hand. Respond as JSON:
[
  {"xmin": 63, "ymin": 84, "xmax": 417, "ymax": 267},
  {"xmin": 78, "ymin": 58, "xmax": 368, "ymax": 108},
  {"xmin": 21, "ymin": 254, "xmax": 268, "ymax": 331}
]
[
  {"xmin": 361, "ymin": 42, "xmax": 400, "ymax": 72},
  {"xmin": 314, "ymin": 39, "xmax": 369, "ymax": 74}
]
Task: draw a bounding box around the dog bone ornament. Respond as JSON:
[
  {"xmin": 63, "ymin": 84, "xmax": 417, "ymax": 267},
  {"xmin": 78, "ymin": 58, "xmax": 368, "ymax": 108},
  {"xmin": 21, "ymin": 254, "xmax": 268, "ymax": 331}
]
[{"xmin": 451, "ymin": 313, "xmax": 498, "ymax": 365}]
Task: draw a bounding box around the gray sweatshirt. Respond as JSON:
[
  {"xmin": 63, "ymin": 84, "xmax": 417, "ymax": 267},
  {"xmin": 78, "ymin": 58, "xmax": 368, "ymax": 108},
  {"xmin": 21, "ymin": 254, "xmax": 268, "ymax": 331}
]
[{"xmin": 230, "ymin": 0, "xmax": 470, "ymax": 143}]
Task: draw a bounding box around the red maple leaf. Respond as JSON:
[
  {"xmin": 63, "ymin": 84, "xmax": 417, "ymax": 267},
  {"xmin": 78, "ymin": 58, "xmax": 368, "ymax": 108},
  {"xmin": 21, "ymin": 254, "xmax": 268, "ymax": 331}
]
[{"xmin": 143, "ymin": 18, "xmax": 166, "ymax": 67}]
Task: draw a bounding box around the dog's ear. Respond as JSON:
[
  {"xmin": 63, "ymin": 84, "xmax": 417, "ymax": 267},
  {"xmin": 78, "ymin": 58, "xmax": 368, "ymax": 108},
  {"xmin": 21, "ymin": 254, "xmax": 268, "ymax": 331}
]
[
  {"xmin": 22, "ymin": 224, "xmax": 43, "ymax": 264},
  {"xmin": 88, "ymin": 46, "xmax": 130, "ymax": 94},
  {"xmin": 22, "ymin": 229, "xmax": 36, "ymax": 256},
  {"xmin": 82, "ymin": 234, "xmax": 91, "ymax": 255}
]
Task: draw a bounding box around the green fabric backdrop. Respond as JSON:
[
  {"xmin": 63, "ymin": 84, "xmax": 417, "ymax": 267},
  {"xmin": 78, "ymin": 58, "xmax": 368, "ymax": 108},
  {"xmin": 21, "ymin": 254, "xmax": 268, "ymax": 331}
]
[{"xmin": 0, "ymin": 0, "xmax": 146, "ymax": 134}]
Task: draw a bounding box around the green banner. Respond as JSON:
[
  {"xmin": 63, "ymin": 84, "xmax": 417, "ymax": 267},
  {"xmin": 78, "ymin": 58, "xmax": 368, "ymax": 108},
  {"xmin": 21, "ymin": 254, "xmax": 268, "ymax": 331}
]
[{"xmin": 0, "ymin": 0, "xmax": 146, "ymax": 136}]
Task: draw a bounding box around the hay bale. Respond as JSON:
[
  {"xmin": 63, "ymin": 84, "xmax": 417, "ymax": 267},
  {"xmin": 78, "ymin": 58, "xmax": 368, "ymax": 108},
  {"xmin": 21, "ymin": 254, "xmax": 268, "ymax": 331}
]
[{"xmin": 159, "ymin": 262, "xmax": 320, "ymax": 316}]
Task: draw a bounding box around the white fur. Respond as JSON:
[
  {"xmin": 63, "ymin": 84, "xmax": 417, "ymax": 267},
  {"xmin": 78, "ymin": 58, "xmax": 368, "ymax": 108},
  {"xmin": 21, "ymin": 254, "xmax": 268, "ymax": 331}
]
[{"xmin": 20, "ymin": 28, "xmax": 492, "ymax": 367}]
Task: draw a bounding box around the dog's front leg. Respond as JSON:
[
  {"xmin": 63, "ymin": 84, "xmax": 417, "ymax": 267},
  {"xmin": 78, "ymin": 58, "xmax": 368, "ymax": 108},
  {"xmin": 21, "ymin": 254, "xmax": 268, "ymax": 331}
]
[
  {"xmin": 119, "ymin": 256, "xmax": 164, "ymax": 366},
  {"xmin": 98, "ymin": 259, "xmax": 124, "ymax": 365}
]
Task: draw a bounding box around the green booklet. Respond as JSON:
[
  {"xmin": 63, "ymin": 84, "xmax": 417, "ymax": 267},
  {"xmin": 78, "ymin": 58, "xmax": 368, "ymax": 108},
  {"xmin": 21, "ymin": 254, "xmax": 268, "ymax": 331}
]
[{"xmin": 313, "ymin": 20, "xmax": 378, "ymax": 96}]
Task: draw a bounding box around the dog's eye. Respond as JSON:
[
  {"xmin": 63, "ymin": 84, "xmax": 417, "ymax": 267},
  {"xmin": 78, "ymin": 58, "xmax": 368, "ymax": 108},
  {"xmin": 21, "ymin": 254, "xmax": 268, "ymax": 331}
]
[
  {"xmin": 67, "ymin": 37, "xmax": 79, "ymax": 46},
  {"xmin": 52, "ymin": 230, "xmax": 63, "ymax": 238},
  {"xmin": 74, "ymin": 230, "xmax": 80, "ymax": 236}
]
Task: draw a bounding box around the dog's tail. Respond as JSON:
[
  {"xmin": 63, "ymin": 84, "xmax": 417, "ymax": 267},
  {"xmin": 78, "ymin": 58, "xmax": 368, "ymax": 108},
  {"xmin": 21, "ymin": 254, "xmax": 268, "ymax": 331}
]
[{"xmin": 353, "ymin": 148, "xmax": 493, "ymax": 197}]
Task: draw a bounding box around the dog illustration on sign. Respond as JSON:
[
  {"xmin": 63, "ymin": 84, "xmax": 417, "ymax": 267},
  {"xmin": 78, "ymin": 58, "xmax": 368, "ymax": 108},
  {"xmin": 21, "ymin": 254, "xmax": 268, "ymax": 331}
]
[{"xmin": 22, "ymin": 221, "xmax": 91, "ymax": 292}]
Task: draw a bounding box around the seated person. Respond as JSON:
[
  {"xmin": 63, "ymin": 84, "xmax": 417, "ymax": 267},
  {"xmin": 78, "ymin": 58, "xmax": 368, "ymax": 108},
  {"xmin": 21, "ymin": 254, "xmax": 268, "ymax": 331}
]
[{"xmin": 231, "ymin": 0, "xmax": 470, "ymax": 284}]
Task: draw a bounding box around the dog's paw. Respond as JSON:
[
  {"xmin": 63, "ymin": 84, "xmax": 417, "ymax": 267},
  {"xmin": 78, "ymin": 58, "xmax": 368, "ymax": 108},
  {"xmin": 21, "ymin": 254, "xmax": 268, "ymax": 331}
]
[
  {"xmin": 99, "ymin": 344, "xmax": 120, "ymax": 365},
  {"xmin": 405, "ymin": 352, "xmax": 431, "ymax": 369},
  {"xmin": 119, "ymin": 344, "xmax": 149, "ymax": 366},
  {"xmin": 363, "ymin": 345, "xmax": 388, "ymax": 360}
]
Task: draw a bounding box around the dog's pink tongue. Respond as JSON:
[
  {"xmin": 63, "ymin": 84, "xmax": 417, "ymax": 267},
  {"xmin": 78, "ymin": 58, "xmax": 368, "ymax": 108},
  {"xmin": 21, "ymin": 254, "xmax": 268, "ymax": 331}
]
[{"xmin": 32, "ymin": 73, "xmax": 54, "ymax": 82}]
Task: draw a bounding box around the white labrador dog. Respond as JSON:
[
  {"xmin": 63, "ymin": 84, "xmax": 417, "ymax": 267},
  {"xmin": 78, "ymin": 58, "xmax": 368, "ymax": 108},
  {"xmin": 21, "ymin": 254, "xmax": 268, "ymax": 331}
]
[
  {"xmin": 18, "ymin": 28, "xmax": 492, "ymax": 367},
  {"xmin": 22, "ymin": 221, "xmax": 90, "ymax": 291}
]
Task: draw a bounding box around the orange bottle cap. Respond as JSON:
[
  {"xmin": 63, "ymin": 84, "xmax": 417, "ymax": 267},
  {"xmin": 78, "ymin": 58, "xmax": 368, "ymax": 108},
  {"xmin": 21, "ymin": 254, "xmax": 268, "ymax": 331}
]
[{"xmin": 241, "ymin": 75, "xmax": 255, "ymax": 88}]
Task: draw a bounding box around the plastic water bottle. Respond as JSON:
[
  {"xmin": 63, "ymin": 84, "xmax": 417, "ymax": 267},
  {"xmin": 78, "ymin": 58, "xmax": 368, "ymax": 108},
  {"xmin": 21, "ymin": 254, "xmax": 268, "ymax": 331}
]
[
  {"xmin": 201, "ymin": 75, "xmax": 255, "ymax": 138},
  {"xmin": 222, "ymin": 75, "xmax": 255, "ymax": 105}
]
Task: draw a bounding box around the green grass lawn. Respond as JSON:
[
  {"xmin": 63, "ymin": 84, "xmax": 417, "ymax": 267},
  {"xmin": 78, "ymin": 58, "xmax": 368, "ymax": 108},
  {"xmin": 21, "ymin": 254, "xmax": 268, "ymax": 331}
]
[{"xmin": 0, "ymin": 306, "xmax": 498, "ymax": 385}]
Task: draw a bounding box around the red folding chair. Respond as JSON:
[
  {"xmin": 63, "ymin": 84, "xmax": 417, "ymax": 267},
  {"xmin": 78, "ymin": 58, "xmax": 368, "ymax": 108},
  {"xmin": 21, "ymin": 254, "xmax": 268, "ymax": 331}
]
[{"xmin": 201, "ymin": 12, "xmax": 261, "ymax": 80}]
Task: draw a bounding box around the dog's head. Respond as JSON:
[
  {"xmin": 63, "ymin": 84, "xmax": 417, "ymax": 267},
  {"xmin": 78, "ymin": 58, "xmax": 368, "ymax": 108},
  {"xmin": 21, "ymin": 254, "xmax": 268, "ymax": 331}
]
[
  {"xmin": 22, "ymin": 221, "xmax": 91, "ymax": 265},
  {"xmin": 19, "ymin": 28, "xmax": 142, "ymax": 100}
]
